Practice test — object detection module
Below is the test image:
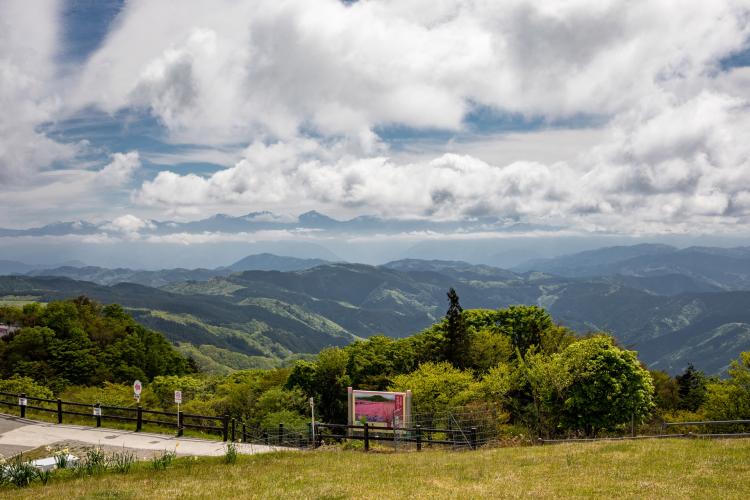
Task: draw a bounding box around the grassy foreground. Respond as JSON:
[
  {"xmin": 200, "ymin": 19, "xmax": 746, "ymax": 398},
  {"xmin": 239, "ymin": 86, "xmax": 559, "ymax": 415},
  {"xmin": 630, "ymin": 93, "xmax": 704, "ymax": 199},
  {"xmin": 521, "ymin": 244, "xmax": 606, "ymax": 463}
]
[{"xmin": 5, "ymin": 438, "xmax": 750, "ymax": 499}]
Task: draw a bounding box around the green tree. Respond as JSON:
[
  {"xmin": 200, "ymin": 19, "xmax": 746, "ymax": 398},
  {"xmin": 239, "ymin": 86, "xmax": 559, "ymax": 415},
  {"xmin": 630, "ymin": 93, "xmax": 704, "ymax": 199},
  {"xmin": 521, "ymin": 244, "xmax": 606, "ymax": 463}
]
[
  {"xmin": 703, "ymin": 352, "xmax": 750, "ymax": 420},
  {"xmin": 445, "ymin": 288, "xmax": 470, "ymax": 369},
  {"xmin": 313, "ymin": 348, "xmax": 351, "ymax": 423},
  {"xmin": 389, "ymin": 361, "xmax": 478, "ymax": 417},
  {"xmin": 676, "ymin": 363, "xmax": 708, "ymax": 412},
  {"xmin": 494, "ymin": 305, "xmax": 553, "ymax": 358},
  {"xmin": 650, "ymin": 370, "xmax": 680, "ymax": 412},
  {"xmin": 558, "ymin": 336, "xmax": 654, "ymax": 436}
]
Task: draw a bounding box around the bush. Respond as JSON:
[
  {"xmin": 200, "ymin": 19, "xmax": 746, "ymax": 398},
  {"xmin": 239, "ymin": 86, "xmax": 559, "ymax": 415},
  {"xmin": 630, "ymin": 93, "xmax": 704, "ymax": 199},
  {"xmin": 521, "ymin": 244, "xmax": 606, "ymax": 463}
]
[
  {"xmin": 4, "ymin": 455, "xmax": 37, "ymax": 487},
  {"xmin": 0, "ymin": 375, "xmax": 53, "ymax": 399},
  {"xmin": 224, "ymin": 443, "xmax": 237, "ymax": 464},
  {"xmin": 150, "ymin": 450, "xmax": 176, "ymax": 471},
  {"xmin": 110, "ymin": 449, "xmax": 136, "ymax": 474}
]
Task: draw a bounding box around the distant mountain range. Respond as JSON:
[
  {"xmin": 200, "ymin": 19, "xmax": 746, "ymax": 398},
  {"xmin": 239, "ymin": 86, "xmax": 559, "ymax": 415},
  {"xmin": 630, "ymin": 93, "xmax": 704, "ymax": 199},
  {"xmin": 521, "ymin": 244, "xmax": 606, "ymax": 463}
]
[
  {"xmin": 0, "ymin": 254, "xmax": 331, "ymax": 287},
  {"xmin": 0, "ymin": 211, "xmax": 545, "ymax": 238},
  {"xmin": 2, "ymin": 246, "xmax": 750, "ymax": 375},
  {"xmin": 514, "ymin": 244, "xmax": 750, "ymax": 290}
]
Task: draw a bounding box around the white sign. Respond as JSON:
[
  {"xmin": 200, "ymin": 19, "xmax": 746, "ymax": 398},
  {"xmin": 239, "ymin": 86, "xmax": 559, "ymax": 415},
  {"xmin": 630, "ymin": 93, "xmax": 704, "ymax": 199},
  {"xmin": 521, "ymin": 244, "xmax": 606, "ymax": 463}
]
[
  {"xmin": 93, "ymin": 406, "xmax": 102, "ymax": 417},
  {"xmin": 133, "ymin": 380, "xmax": 142, "ymax": 396},
  {"xmin": 309, "ymin": 397, "xmax": 314, "ymax": 409},
  {"xmin": 174, "ymin": 390, "xmax": 182, "ymax": 404},
  {"xmin": 18, "ymin": 397, "xmax": 27, "ymax": 406}
]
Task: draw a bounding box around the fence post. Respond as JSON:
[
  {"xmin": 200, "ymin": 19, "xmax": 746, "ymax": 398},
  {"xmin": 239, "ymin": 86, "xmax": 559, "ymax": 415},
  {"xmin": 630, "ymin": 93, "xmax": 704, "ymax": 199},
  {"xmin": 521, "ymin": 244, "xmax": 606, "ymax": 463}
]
[
  {"xmin": 57, "ymin": 398, "xmax": 63, "ymax": 424},
  {"xmin": 136, "ymin": 405, "xmax": 142, "ymax": 432},
  {"xmin": 470, "ymin": 426, "xmax": 477, "ymax": 450},
  {"xmin": 416, "ymin": 424, "xmax": 422, "ymax": 452},
  {"xmin": 278, "ymin": 423, "xmax": 284, "ymax": 446},
  {"xmin": 307, "ymin": 422, "xmax": 313, "ymax": 448},
  {"xmin": 19, "ymin": 393, "xmax": 26, "ymax": 418},
  {"xmin": 242, "ymin": 423, "xmax": 247, "ymax": 443},
  {"xmin": 364, "ymin": 422, "xmax": 370, "ymax": 452},
  {"xmin": 176, "ymin": 410, "xmax": 183, "ymax": 437},
  {"xmin": 231, "ymin": 418, "xmax": 236, "ymax": 442},
  {"xmin": 222, "ymin": 414, "xmax": 229, "ymax": 442},
  {"xmin": 95, "ymin": 403, "xmax": 101, "ymax": 428},
  {"xmin": 316, "ymin": 423, "xmax": 322, "ymax": 448}
]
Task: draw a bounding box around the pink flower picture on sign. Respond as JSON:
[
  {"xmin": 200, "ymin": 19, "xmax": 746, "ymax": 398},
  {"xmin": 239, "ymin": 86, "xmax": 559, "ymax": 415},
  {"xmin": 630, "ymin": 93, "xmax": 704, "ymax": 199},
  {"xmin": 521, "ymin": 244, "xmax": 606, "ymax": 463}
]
[{"xmin": 353, "ymin": 391, "xmax": 404, "ymax": 426}]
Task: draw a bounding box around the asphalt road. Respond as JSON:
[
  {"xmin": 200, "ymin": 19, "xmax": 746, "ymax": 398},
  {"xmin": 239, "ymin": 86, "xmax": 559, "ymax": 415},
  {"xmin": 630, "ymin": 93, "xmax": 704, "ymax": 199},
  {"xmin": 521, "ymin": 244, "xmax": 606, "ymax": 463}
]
[{"xmin": 0, "ymin": 413, "xmax": 287, "ymax": 459}]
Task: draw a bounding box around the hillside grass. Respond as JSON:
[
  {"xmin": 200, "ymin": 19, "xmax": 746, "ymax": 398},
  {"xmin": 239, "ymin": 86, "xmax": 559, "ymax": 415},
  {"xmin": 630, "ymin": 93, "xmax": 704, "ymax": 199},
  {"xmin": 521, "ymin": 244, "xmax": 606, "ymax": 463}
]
[{"xmin": 6, "ymin": 438, "xmax": 750, "ymax": 499}]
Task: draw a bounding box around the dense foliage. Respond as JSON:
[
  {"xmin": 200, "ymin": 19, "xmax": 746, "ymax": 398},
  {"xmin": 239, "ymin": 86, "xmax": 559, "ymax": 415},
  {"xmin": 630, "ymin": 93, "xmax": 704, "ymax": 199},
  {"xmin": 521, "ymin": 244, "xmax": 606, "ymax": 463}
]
[
  {"xmin": 0, "ymin": 297, "xmax": 194, "ymax": 391},
  {"xmin": 1, "ymin": 294, "xmax": 748, "ymax": 439}
]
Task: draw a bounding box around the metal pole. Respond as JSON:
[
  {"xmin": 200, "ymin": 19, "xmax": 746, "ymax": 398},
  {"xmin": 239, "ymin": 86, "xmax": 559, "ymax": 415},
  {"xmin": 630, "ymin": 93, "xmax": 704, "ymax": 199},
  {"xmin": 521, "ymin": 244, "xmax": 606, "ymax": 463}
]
[
  {"xmin": 364, "ymin": 422, "xmax": 369, "ymax": 452},
  {"xmin": 310, "ymin": 397, "xmax": 315, "ymax": 449},
  {"xmin": 19, "ymin": 393, "xmax": 26, "ymax": 418},
  {"xmin": 416, "ymin": 424, "xmax": 422, "ymax": 452}
]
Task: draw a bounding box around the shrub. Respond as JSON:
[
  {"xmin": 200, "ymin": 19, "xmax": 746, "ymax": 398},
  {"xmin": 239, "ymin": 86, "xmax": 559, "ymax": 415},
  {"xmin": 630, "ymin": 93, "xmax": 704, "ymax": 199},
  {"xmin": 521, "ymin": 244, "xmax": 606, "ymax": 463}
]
[
  {"xmin": 224, "ymin": 442, "xmax": 237, "ymax": 464},
  {"xmin": 150, "ymin": 450, "xmax": 176, "ymax": 471},
  {"xmin": 4, "ymin": 455, "xmax": 37, "ymax": 487},
  {"xmin": 110, "ymin": 449, "xmax": 136, "ymax": 474}
]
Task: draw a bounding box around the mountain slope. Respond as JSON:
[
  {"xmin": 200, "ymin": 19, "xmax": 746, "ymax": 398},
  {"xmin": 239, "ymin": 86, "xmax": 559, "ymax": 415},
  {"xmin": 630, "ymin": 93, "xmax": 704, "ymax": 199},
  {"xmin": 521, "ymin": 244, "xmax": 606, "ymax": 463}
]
[{"xmin": 3, "ymin": 257, "xmax": 750, "ymax": 374}]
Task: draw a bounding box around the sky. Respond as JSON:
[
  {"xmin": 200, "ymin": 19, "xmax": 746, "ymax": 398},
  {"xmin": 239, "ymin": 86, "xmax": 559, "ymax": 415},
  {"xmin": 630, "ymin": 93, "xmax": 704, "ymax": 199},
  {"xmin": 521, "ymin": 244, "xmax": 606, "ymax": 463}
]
[{"xmin": 1, "ymin": 0, "xmax": 750, "ymax": 258}]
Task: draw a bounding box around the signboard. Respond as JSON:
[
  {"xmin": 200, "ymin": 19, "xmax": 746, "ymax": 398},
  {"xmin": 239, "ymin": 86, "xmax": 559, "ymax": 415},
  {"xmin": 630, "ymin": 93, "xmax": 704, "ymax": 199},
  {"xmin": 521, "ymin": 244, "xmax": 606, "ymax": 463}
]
[
  {"xmin": 93, "ymin": 406, "xmax": 102, "ymax": 417},
  {"xmin": 133, "ymin": 380, "xmax": 142, "ymax": 402},
  {"xmin": 18, "ymin": 397, "xmax": 27, "ymax": 406},
  {"xmin": 347, "ymin": 388, "xmax": 411, "ymax": 429},
  {"xmin": 174, "ymin": 390, "xmax": 182, "ymax": 404}
]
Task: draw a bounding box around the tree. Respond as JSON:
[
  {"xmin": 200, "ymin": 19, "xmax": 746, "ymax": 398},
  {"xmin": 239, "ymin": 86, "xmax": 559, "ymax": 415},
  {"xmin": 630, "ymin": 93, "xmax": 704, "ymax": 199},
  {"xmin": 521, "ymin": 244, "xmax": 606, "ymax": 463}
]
[
  {"xmin": 494, "ymin": 305, "xmax": 553, "ymax": 358},
  {"xmin": 703, "ymin": 352, "xmax": 750, "ymax": 420},
  {"xmin": 444, "ymin": 288, "xmax": 470, "ymax": 369},
  {"xmin": 558, "ymin": 336, "xmax": 654, "ymax": 436},
  {"xmin": 676, "ymin": 363, "xmax": 708, "ymax": 412},
  {"xmin": 389, "ymin": 361, "xmax": 478, "ymax": 417},
  {"xmin": 650, "ymin": 370, "xmax": 680, "ymax": 412}
]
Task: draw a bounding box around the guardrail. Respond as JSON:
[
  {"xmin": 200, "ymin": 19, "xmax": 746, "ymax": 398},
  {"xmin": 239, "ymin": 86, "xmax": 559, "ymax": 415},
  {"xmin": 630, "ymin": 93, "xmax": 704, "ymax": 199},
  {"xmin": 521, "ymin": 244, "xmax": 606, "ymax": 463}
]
[{"xmin": 0, "ymin": 391, "xmax": 230, "ymax": 441}]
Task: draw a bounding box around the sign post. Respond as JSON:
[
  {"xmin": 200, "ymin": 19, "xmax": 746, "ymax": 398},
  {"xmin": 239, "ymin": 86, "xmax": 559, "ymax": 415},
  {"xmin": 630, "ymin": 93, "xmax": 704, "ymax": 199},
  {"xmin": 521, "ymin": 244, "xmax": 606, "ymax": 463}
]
[
  {"xmin": 175, "ymin": 390, "xmax": 182, "ymax": 414},
  {"xmin": 133, "ymin": 380, "xmax": 142, "ymax": 403},
  {"xmin": 309, "ymin": 397, "xmax": 315, "ymax": 447}
]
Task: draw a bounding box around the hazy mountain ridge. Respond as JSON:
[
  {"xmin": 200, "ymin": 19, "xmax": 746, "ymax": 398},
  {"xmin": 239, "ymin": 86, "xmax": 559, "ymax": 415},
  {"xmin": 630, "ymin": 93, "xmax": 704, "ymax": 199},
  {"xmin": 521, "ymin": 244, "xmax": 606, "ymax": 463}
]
[
  {"xmin": 516, "ymin": 245, "xmax": 750, "ymax": 290},
  {"xmin": 3, "ymin": 251, "xmax": 750, "ymax": 374}
]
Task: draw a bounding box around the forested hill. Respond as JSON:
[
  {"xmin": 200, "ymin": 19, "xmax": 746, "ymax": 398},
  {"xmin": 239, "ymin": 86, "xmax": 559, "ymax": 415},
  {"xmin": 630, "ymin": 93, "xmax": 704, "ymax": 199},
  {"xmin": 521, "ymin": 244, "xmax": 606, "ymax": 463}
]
[
  {"xmin": 2, "ymin": 256, "xmax": 750, "ymax": 374},
  {"xmin": 0, "ymin": 298, "xmax": 194, "ymax": 391}
]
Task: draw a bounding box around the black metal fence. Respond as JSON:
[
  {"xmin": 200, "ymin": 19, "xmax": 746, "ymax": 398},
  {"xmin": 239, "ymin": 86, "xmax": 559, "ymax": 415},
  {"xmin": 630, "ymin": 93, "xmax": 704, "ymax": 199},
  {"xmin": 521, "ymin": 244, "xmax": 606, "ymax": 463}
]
[
  {"xmin": 0, "ymin": 391, "xmax": 230, "ymax": 441},
  {"xmin": 4, "ymin": 391, "xmax": 748, "ymax": 451},
  {"xmin": 313, "ymin": 422, "xmax": 481, "ymax": 451}
]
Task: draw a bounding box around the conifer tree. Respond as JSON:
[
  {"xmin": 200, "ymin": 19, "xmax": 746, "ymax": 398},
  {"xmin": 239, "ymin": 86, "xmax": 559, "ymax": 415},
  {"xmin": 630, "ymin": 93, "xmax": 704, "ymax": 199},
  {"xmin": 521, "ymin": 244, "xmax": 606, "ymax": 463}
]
[{"xmin": 445, "ymin": 288, "xmax": 469, "ymax": 369}]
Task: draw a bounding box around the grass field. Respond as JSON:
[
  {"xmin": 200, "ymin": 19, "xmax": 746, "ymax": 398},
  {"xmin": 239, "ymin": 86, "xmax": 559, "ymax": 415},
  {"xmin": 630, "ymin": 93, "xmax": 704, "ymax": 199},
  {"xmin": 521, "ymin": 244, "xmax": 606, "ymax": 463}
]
[{"xmin": 4, "ymin": 438, "xmax": 750, "ymax": 499}]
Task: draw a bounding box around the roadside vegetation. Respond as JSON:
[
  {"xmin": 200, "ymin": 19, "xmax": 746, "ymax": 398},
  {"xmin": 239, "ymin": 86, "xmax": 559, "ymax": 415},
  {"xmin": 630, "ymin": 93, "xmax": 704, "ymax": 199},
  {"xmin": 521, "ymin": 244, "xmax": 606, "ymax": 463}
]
[{"xmin": 1, "ymin": 292, "xmax": 750, "ymax": 442}]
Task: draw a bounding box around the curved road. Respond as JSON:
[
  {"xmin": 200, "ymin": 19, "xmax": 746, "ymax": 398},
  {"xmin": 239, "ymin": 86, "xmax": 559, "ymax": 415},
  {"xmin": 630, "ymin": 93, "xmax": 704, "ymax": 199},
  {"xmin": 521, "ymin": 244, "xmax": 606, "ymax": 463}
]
[{"xmin": 0, "ymin": 413, "xmax": 287, "ymax": 458}]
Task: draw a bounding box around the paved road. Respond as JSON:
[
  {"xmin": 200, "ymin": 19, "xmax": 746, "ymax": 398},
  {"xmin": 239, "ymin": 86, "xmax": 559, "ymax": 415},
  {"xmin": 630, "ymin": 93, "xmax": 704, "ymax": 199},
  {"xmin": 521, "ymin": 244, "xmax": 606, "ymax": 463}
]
[{"xmin": 0, "ymin": 413, "xmax": 288, "ymax": 458}]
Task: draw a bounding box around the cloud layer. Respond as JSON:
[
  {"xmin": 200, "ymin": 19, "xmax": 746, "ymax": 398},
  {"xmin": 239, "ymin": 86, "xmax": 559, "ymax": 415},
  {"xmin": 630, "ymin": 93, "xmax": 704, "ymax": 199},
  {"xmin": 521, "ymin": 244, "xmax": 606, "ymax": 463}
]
[{"xmin": 1, "ymin": 0, "xmax": 749, "ymax": 235}]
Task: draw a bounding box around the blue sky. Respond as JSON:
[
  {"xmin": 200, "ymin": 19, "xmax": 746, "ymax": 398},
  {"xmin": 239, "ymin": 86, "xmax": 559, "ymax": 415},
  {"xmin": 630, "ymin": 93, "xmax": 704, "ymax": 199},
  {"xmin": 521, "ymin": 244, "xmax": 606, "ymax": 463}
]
[{"xmin": 1, "ymin": 0, "xmax": 750, "ymax": 243}]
